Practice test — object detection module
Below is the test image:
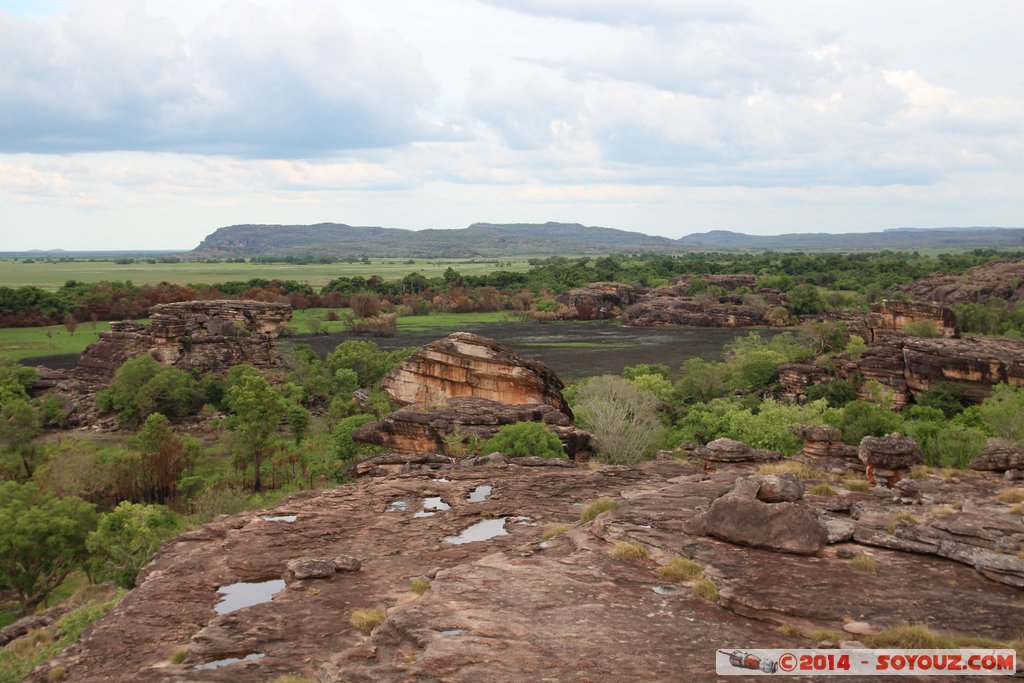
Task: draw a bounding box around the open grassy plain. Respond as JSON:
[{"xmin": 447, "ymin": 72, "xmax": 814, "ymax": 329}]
[{"xmin": 0, "ymin": 257, "xmax": 535, "ymax": 290}]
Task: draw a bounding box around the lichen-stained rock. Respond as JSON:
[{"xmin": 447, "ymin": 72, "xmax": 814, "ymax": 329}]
[
  {"xmin": 71, "ymin": 300, "xmax": 292, "ymax": 386},
  {"xmin": 701, "ymin": 493, "xmax": 827, "ymax": 555},
  {"xmin": 621, "ymin": 298, "xmax": 773, "ymax": 328},
  {"xmin": 379, "ymin": 333, "xmax": 570, "ymax": 413},
  {"xmin": 352, "ymin": 397, "xmax": 589, "ymax": 459},
  {"xmin": 970, "ymin": 438, "xmax": 1024, "ymax": 472},
  {"xmin": 856, "ymin": 334, "xmax": 1024, "ymax": 406}
]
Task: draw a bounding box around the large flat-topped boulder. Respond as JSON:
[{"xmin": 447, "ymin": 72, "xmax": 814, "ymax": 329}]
[
  {"xmin": 72, "ymin": 300, "xmax": 291, "ymax": 386},
  {"xmin": 866, "ymin": 299, "xmax": 958, "ymax": 340},
  {"xmin": 380, "ymin": 333, "xmax": 570, "ymax": 413}
]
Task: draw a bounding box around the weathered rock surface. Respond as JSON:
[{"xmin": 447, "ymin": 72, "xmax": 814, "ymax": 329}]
[
  {"xmin": 858, "ymin": 434, "xmax": 922, "ymax": 486},
  {"xmin": 970, "ymin": 438, "xmax": 1024, "ymax": 472},
  {"xmin": 893, "ymin": 258, "xmax": 1024, "ymax": 306},
  {"xmin": 71, "ymin": 300, "xmax": 291, "ymax": 387},
  {"xmin": 732, "ymin": 473, "xmax": 805, "ymax": 502},
  {"xmin": 352, "ymin": 396, "xmax": 590, "ymax": 459},
  {"xmin": 856, "ymin": 334, "xmax": 1024, "ymax": 406},
  {"xmin": 790, "ymin": 424, "xmax": 859, "ymax": 460},
  {"xmin": 379, "ymin": 332, "xmax": 570, "ymax": 413},
  {"xmin": 621, "ymin": 298, "xmax": 774, "ymax": 328},
  {"xmin": 28, "ymin": 458, "xmax": 1024, "ymax": 682},
  {"xmin": 700, "ymin": 493, "xmax": 827, "ymax": 554},
  {"xmin": 555, "ymin": 282, "xmax": 639, "ymax": 320},
  {"xmin": 696, "ymin": 437, "xmax": 783, "ymax": 462},
  {"xmin": 865, "ymin": 299, "xmax": 958, "ymax": 340}
]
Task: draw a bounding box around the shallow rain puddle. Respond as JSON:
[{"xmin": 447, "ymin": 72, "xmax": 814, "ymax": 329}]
[
  {"xmin": 652, "ymin": 585, "xmax": 682, "ymax": 596},
  {"xmin": 262, "ymin": 515, "xmax": 297, "ymax": 522},
  {"xmin": 439, "ymin": 629, "xmax": 465, "ymax": 635},
  {"xmin": 195, "ymin": 653, "xmax": 266, "ymax": 670},
  {"xmin": 215, "ymin": 580, "xmax": 285, "ymax": 614},
  {"xmin": 444, "ymin": 518, "xmax": 508, "ymax": 544},
  {"xmin": 386, "ymin": 500, "xmax": 409, "ymax": 512},
  {"xmin": 433, "ymin": 478, "xmax": 451, "ymax": 483},
  {"xmin": 414, "ymin": 497, "xmax": 451, "ymax": 518},
  {"xmin": 467, "ymin": 485, "xmax": 492, "ymax": 502}
]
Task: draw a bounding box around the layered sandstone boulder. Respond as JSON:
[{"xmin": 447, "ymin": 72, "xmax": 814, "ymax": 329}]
[
  {"xmin": 856, "ymin": 335, "xmax": 1024, "ymax": 406},
  {"xmin": 970, "ymin": 438, "xmax": 1024, "ymax": 473},
  {"xmin": 379, "ymin": 332, "xmax": 570, "ymax": 413},
  {"xmin": 789, "ymin": 425, "xmax": 858, "ymax": 461},
  {"xmin": 695, "ymin": 437, "xmax": 783, "ymax": 463},
  {"xmin": 72, "ymin": 300, "xmax": 291, "ymax": 386},
  {"xmin": 866, "ymin": 299, "xmax": 958, "ymax": 340},
  {"xmin": 555, "ymin": 282, "xmax": 638, "ymax": 320},
  {"xmin": 699, "ymin": 493, "xmax": 828, "ymax": 555},
  {"xmin": 353, "ymin": 396, "xmax": 591, "ymax": 459},
  {"xmin": 858, "ymin": 433, "xmax": 922, "ymax": 486}
]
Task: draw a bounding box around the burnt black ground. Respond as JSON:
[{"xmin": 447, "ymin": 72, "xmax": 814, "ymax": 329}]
[{"xmin": 24, "ymin": 321, "xmax": 779, "ymax": 379}]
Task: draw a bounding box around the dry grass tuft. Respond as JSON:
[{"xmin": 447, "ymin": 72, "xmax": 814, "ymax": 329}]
[
  {"xmin": 862, "ymin": 624, "xmax": 1006, "ymax": 650},
  {"xmin": 776, "ymin": 623, "xmax": 802, "ymax": 637},
  {"xmin": 169, "ymin": 649, "xmax": 188, "ymax": 665},
  {"xmin": 409, "ymin": 577, "xmax": 432, "ymax": 595},
  {"xmin": 45, "ymin": 666, "xmax": 67, "ymax": 683},
  {"xmin": 350, "ymin": 607, "xmax": 387, "ymax": 635},
  {"xmin": 611, "ymin": 541, "xmax": 649, "ymax": 561},
  {"xmin": 758, "ymin": 461, "xmax": 837, "ymax": 482},
  {"xmin": 579, "ymin": 498, "xmax": 619, "ymax": 523},
  {"xmin": 541, "ymin": 524, "xmax": 573, "ymax": 540},
  {"xmin": 849, "ymin": 553, "xmax": 879, "ymax": 574},
  {"xmin": 658, "ymin": 556, "xmax": 703, "ymax": 582},
  {"xmin": 693, "ymin": 578, "xmax": 719, "ymax": 602},
  {"xmin": 996, "ymin": 488, "xmax": 1024, "ymax": 504},
  {"xmin": 842, "ymin": 478, "xmax": 871, "ymax": 492},
  {"xmin": 811, "ymin": 630, "xmax": 845, "ymax": 644}
]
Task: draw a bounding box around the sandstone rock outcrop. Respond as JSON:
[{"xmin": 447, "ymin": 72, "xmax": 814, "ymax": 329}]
[
  {"xmin": 700, "ymin": 493, "xmax": 828, "ymax": 555},
  {"xmin": 856, "ymin": 334, "xmax": 1024, "ymax": 406},
  {"xmin": 858, "ymin": 433, "xmax": 922, "ymax": 486},
  {"xmin": 616, "ymin": 275, "xmax": 787, "ymax": 328},
  {"xmin": 970, "ymin": 438, "xmax": 1024, "ymax": 472},
  {"xmin": 893, "ymin": 258, "xmax": 1024, "ymax": 305},
  {"xmin": 790, "ymin": 424, "xmax": 858, "ymax": 461},
  {"xmin": 731, "ymin": 473, "xmax": 805, "ymax": 502},
  {"xmin": 352, "ymin": 396, "xmax": 591, "ymax": 459},
  {"xmin": 695, "ymin": 437, "xmax": 783, "ymax": 462},
  {"xmin": 71, "ymin": 300, "xmax": 292, "ymax": 386},
  {"xmin": 865, "ymin": 299, "xmax": 958, "ymax": 340},
  {"xmin": 555, "ymin": 282, "xmax": 639, "ymax": 320},
  {"xmin": 28, "ymin": 454, "xmax": 1024, "ymax": 682},
  {"xmin": 379, "ymin": 332, "xmax": 570, "ymax": 413}
]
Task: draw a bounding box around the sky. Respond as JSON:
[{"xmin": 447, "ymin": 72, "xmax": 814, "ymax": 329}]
[{"xmin": 0, "ymin": 0, "xmax": 1022, "ymax": 250}]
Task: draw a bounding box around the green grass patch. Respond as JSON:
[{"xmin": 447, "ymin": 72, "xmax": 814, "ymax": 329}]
[
  {"xmin": 0, "ymin": 588, "xmax": 126, "ymax": 683},
  {"xmin": 0, "ymin": 258, "xmax": 535, "ymax": 291},
  {"xmin": 579, "ymin": 498, "xmax": 618, "ymax": 523},
  {"xmin": 394, "ymin": 310, "xmax": 515, "ymax": 331},
  {"xmin": 809, "ymin": 483, "xmax": 837, "ymax": 496},
  {"xmin": 0, "ymin": 320, "xmax": 147, "ymax": 361}
]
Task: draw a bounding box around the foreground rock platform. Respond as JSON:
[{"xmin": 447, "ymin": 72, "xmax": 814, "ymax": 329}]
[{"xmin": 31, "ymin": 458, "xmax": 1024, "ymax": 682}]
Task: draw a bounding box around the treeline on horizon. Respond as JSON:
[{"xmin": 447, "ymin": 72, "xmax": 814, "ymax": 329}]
[{"xmin": 1, "ymin": 249, "xmax": 1022, "ymax": 330}]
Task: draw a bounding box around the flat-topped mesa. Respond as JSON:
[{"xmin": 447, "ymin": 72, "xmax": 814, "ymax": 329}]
[
  {"xmin": 379, "ymin": 332, "xmax": 570, "ymax": 414},
  {"xmin": 72, "ymin": 300, "xmax": 292, "ymax": 386}
]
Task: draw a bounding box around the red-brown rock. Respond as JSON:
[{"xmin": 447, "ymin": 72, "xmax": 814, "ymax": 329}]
[{"xmin": 379, "ymin": 333, "xmax": 570, "ymax": 413}]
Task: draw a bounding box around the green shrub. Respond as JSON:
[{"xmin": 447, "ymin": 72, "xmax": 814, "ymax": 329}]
[
  {"xmin": 96, "ymin": 356, "xmax": 197, "ymax": 426},
  {"xmin": 903, "ymin": 420, "xmax": 986, "ymax": 469},
  {"xmin": 86, "ymin": 502, "xmax": 184, "ymax": 588},
  {"xmin": 658, "ymin": 556, "xmax": 703, "ymax": 582},
  {"xmin": 333, "ymin": 414, "xmax": 382, "ymax": 463},
  {"xmin": 579, "ymin": 498, "xmax": 618, "ymax": 523},
  {"xmin": 481, "ymin": 421, "xmax": 565, "ymax": 458},
  {"xmin": 572, "ymin": 375, "xmax": 663, "ymax": 464},
  {"xmin": 622, "ymin": 364, "xmax": 669, "ymax": 380},
  {"xmin": 916, "ymin": 383, "xmax": 969, "ymax": 418},
  {"xmin": 806, "ymin": 378, "xmax": 858, "ymax": 408},
  {"xmin": 325, "ymin": 340, "xmax": 414, "ymax": 387},
  {"xmin": 977, "ymin": 383, "xmax": 1024, "ymax": 442},
  {"xmin": 904, "ymin": 320, "xmax": 941, "ymax": 338},
  {"xmin": 834, "ymin": 400, "xmax": 903, "ymax": 444}
]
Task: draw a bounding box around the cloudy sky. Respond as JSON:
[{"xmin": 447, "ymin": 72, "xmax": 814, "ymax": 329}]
[{"xmin": 1, "ymin": 0, "xmax": 1022, "ymax": 250}]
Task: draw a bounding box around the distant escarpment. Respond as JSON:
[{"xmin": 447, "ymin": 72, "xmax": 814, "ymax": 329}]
[{"xmin": 188, "ymin": 223, "xmax": 1024, "ymax": 258}]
